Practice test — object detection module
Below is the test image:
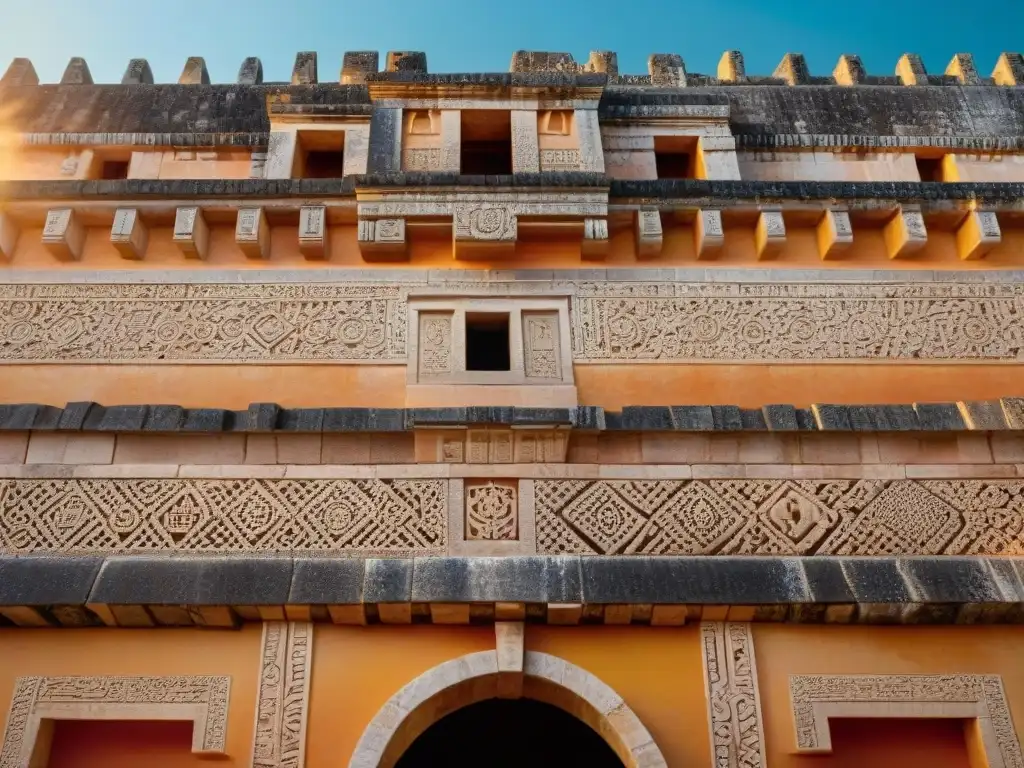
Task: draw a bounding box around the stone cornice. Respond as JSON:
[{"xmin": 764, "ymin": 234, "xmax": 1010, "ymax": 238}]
[
  {"xmin": 1, "ymin": 399, "xmax": 1022, "ymax": 433},
  {"xmin": 0, "ymin": 555, "xmax": 1020, "ymax": 627}
]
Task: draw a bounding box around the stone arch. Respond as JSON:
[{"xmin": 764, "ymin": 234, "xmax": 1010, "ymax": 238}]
[{"xmin": 349, "ymin": 650, "xmax": 667, "ymax": 768}]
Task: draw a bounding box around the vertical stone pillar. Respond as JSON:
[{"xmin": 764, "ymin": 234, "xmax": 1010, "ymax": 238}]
[
  {"xmin": 264, "ymin": 131, "xmax": 298, "ymax": 180},
  {"xmin": 368, "ymin": 108, "xmax": 403, "ymax": 172},
  {"xmin": 511, "ymin": 110, "xmax": 539, "ymax": 173},
  {"xmin": 574, "ymin": 109, "xmax": 605, "ymax": 173},
  {"xmin": 343, "ymin": 124, "xmax": 370, "ymax": 176},
  {"xmin": 697, "ymin": 136, "xmax": 741, "ymax": 180},
  {"xmin": 251, "ymin": 622, "xmax": 313, "ymax": 768},
  {"xmin": 440, "ymin": 110, "xmax": 462, "ymax": 172}
]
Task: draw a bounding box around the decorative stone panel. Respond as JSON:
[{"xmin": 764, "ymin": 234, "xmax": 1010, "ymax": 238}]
[
  {"xmin": 790, "ymin": 674, "xmax": 1023, "ymax": 768},
  {"xmin": 465, "ymin": 480, "xmax": 518, "ymax": 540},
  {"xmin": 0, "ymin": 478, "xmax": 446, "ymax": 555},
  {"xmin": 252, "ymin": 622, "xmax": 313, "ymax": 768},
  {"xmin": 522, "ymin": 311, "xmax": 562, "ymax": 380},
  {"xmin": 701, "ymin": 623, "xmax": 766, "ymax": 768},
  {"xmin": 0, "ymin": 675, "xmax": 230, "ymax": 765},
  {"xmin": 535, "ymin": 479, "xmax": 1024, "ymax": 556}
]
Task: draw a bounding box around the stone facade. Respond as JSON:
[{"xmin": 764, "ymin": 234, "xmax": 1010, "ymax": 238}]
[{"xmin": 1, "ymin": 46, "xmax": 1024, "ymax": 768}]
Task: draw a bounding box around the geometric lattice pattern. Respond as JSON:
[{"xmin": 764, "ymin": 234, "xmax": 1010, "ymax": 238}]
[
  {"xmin": 536, "ymin": 479, "xmax": 1024, "ymax": 556},
  {"xmin": 0, "ymin": 283, "xmax": 406, "ymax": 362},
  {"xmin": 0, "ymin": 479, "xmax": 446, "ymax": 555}
]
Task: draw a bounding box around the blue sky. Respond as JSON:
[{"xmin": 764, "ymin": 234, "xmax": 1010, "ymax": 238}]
[{"xmin": 1, "ymin": 0, "xmax": 1021, "ymax": 85}]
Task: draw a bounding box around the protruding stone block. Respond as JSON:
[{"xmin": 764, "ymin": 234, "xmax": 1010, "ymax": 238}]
[
  {"xmin": 121, "ymin": 59, "xmax": 153, "ymax": 85},
  {"xmin": 993, "ymin": 53, "xmax": 1024, "ymax": 86},
  {"xmin": 774, "ymin": 53, "xmax": 809, "ymax": 85},
  {"xmin": 173, "ymin": 207, "xmax": 209, "ymax": 260},
  {"xmin": 816, "ymin": 210, "xmax": 853, "ymax": 260},
  {"xmin": 582, "ymin": 218, "xmax": 609, "ymax": 260},
  {"xmin": 694, "ymin": 209, "xmax": 725, "ymax": 259},
  {"xmin": 717, "ymin": 51, "xmax": 745, "ymax": 82},
  {"xmin": 510, "ymin": 110, "xmax": 539, "ymax": 173},
  {"xmin": 956, "ymin": 210, "xmax": 1001, "ymax": 260},
  {"xmin": 110, "ymin": 208, "xmax": 148, "ymax": 260},
  {"xmin": 237, "ymin": 57, "xmax": 263, "ymax": 85},
  {"xmin": 235, "ymin": 208, "xmax": 269, "ymax": 259},
  {"xmin": 42, "ymin": 209, "xmax": 85, "ymax": 262},
  {"xmin": 179, "ymin": 57, "xmax": 210, "ymax": 85},
  {"xmin": 341, "ymin": 51, "xmax": 379, "ymax": 84},
  {"xmin": 358, "ymin": 218, "xmax": 408, "ymax": 261},
  {"xmin": 291, "ymin": 51, "xmax": 317, "ymax": 84},
  {"xmin": 60, "ymin": 57, "xmax": 93, "ymax": 85},
  {"xmin": 755, "ymin": 210, "xmax": 786, "ymax": 259},
  {"xmin": 586, "ymin": 51, "xmax": 618, "ymax": 78},
  {"xmin": 896, "ymin": 53, "xmax": 927, "ymax": 85},
  {"xmin": 496, "ymin": 621, "xmax": 525, "ymax": 699},
  {"xmin": 833, "ymin": 54, "xmax": 865, "ymax": 85},
  {"xmin": 0, "ymin": 213, "xmax": 20, "ymax": 260},
  {"xmin": 1, "ymin": 58, "xmax": 38, "ymax": 87},
  {"xmin": 453, "ymin": 205, "xmax": 516, "ymax": 260},
  {"xmin": 946, "ymin": 53, "xmax": 980, "ymax": 85},
  {"xmin": 510, "ymin": 51, "xmax": 576, "ymax": 72},
  {"xmin": 635, "ymin": 208, "xmax": 663, "ymax": 259},
  {"xmin": 298, "ymin": 205, "xmax": 328, "ymax": 260},
  {"xmin": 649, "ymin": 54, "xmax": 686, "ymax": 86},
  {"xmin": 386, "ymin": 51, "xmax": 427, "ymax": 72},
  {"xmin": 884, "ymin": 207, "xmax": 928, "ymax": 259}
]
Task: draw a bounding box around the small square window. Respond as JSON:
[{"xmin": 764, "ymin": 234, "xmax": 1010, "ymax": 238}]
[
  {"xmin": 655, "ymin": 151, "xmax": 693, "ymax": 179},
  {"xmin": 466, "ymin": 313, "xmax": 510, "ymax": 371},
  {"xmin": 303, "ymin": 150, "xmax": 346, "ymax": 179},
  {"xmin": 916, "ymin": 156, "xmax": 943, "ymax": 182},
  {"xmin": 100, "ymin": 161, "xmax": 129, "ymax": 180}
]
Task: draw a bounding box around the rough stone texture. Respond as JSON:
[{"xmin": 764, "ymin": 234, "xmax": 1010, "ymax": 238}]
[
  {"xmin": 121, "ymin": 59, "xmax": 154, "ymax": 85},
  {"xmin": 237, "ymin": 57, "xmax": 263, "ymax": 85},
  {"xmin": 179, "ymin": 57, "xmax": 211, "ymax": 85},
  {"xmin": 386, "ymin": 51, "xmax": 427, "ymax": 73},
  {"xmin": 367, "ymin": 108, "xmax": 402, "ymax": 172},
  {"xmin": 59, "ymin": 57, "xmax": 93, "ymax": 86},
  {"xmin": 291, "ymin": 52, "xmax": 317, "ymax": 85},
  {"xmin": 0, "ymin": 556, "xmax": 103, "ymax": 605}
]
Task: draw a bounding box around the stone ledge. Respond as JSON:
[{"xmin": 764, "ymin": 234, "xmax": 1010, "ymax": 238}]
[
  {"xmin": 2, "ymin": 401, "xmax": 1019, "ymax": 434},
  {"xmin": 0, "ymin": 555, "xmax": 1022, "ymax": 627}
]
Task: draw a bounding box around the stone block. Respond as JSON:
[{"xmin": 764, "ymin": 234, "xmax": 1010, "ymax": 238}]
[
  {"xmin": 635, "ymin": 208, "xmax": 663, "ymax": 259},
  {"xmin": 279, "ymin": 409, "xmax": 325, "ymax": 432},
  {"xmin": 774, "ymin": 53, "xmax": 809, "ymax": 85},
  {"xmin": 802, "ymin": 559, "xmax": 856, "ymax": 603},
  {"xmin": 945, "ymin": 53, "xmax": 980, "ymax": 85},
  {"xmin": 620, "ymin": 406, "xmax": 673, "ymax": 431},
  {"xmin": 694, "ymin": 209, "xmax": 724, "ymax": 259},
  {"xmin": 291, "ymin": 51, "xmax": 317, "ymax": 84},
  {"xmin": 182, "ymin": 409, "xmax": 230, "ymax": 432},
  {"xmin": 840, "ymin": 559, "xmax": 913, "ymax": 603},
  {"xmin": 173, "ymin": 207, "xmax": 210, "ymax": 260},
  {"xmin": 143, "ymin": 406, "xmax": 186, "ymax": 431},
  {"xmin": 648, "ymin": 54, "xmax": 686, "ymax": 86},
  {"xmin": 717, "ymin": 51, "xmax": 745, "ymax": 82},
  {"xmin": 289, "ymin": 558, "xmax": 363, "ymax": 604},
  {"xmin": 57, "ymin": 402, "xmax": 99, "ymax": 431},
  {"xmin": 412, "ymin": 557, "xmax": 582, "ymax": 604},
  {"xmin": 0, "ymin": 556, "xmax": 102, "ymax": 605},
  {"xmin": 386, "ymin": 51, "xmax": 427, "ymax": 72},
  {"xmin": 179, "ymin": 56, "xmax": 210, "ymax": 85},
  {"xmin": 914, "ymin": 403, "xmax": 967, "ymax": 431},
  {"xmin": 298, "ymin": 205, "xmax": 328, "ymax": 259},
  {"xmin": 670, "ymin": 406, "xmax": 715, "ymax": 431},
  {"xmin": 896, "ymin": 53, "xmax": 928, "ymax": 85},
  {"xmin": 341, "ymin": 51, "xmax": 379, "ymax": 84},
  {"xmin": 512, "ymin": 408, "xmax": 572, "ymax": 425},
  {"xmin": 582, "ymin": 218, "xmax": 609, "ymax": 260},
  {"xmin": 1000, "ymin": 398, "xmax": 1024, "ymax": 429},
  {"xmin": 358, "ymin": 218, "xmax": 408, "ymax": 261},
  {"xmin": 0, "ymin": 432, "xmax": 28, "ymax": 463},
  {"xmin": 42, "ymin": 209, "xmax": 85, "ymax": 261},
  {"xmin": 883, "ymin": 207, "xmax": 928, "ymax": 259},
  {"xmin": 956, "ymin": 210, "xmax": 1001, "ymax": 260},
  {"xmin": 26, "ymin": 433, "xmax": 114, "ymax": 464},
  {"xmin": 811, "ymin": 404, "xmax": 851, "ymax": 431},
  {"xmin": 237, "ymin": 57, "xmax": 263, "ymax": 85},
  {"xmin": 958, "ymin": 400, "xmax": 1008, "ymax": 430},
  {"xmin": 993, "ymin": 52, "xmax": 1024, "ymax": 86},
  {"xmin": 754, "ymin": 210, "xmax": 785, "ymax": 259},
  {"xmin": 364, "ymin": 559, "xmax": 413, "ymax": 603},
  {"xmin": 762, "ymin": 405, "xmax": 800, "ymax": 431},
  {"xmin": 1, "ymin": 58, "xmax": 39, "ymax": 87},
  {"xmin": 110, "ymin": 208, "xmax": 148, "ymax": 260},
  {"xmin": 816, "ymin": 210, "xmax": 852, "ymax": 260},
  {"xmin": 235, "ymin": 207, "xmax": 269, "ymax": 259},
  {"xmin": 95, "ymin": 405, "xmax": 149, "ymax": 431},
  {"xmin": 0, "ymin": 212, "xmax": 20, "ymax": 260},
  {"xmin": 59, "ymin": 57, "xmax": 92, "ymax": 85},
  {"xmin": 901, "ymin": 558, "xmax": 1004, "ymax": 604},
  {"xmin": 711, "ymin": 406, "xmax": 744, "ymax": 431},
  {"xmin": 246, "ymin": 403, "xmax": 281, "ymax": 432},
  {"xmin": 833, "ymin": 54, "xmax": 865, "ymax": 85},
  {"xmin": 121, "ymin": 58, "xmax": 153, "ymax": 85}
]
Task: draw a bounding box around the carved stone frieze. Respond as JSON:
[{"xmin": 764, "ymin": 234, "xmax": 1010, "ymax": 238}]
[
  {"xmin": 0, "ymin": 675, "xmax": 230, "ymax": 765},
  {"xmin": 0, "ymin": 283, "xmax": 406, "ymax": 362},
  {"xmin": 701, "ymin": 623, "xmax": 766, "ymax": 768},
  {"xmin": 535, "ymin": 479, "xmax": 1024, "ymax": 556},
  {"xmin": 790, "ymin": 674, "xmax": 1023, "ymax": 768},
  {"xmin": 465, "ymin": 481, "xmax": 518, "ymax": 540},
  {"xmin": 0, "ymin": 478, "xmax": 446, "ymax": 555},
  {"xmin": 253, "ymin": 622, "xmax": 313, "ymax": 768},
  {"xmin": 539, "ymin": 149, "xmax": 581, "ymax": 171}
]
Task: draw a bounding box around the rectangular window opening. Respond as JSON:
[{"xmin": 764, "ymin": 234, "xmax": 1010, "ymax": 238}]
[
  {"xmin": 916, "ymin": 156, "xmax": 943, "ymax": 182},
  {"xmin": 100, "ymin": 160, "xmax": 130, "ymax": 180},
  {"xmin": 466, "ymin": 313, "xmax": 511, "ymax": 371},
  {"xmin": 655, "ymin": 151, "xmax": 693, "ymax": 179},
  {"xmin": 461, "ymin": 110, "xmax": 513, "ymax": 175},
  {"xmin": 303, "ymin": 149, "xmax": 346, "ymax": 179}
]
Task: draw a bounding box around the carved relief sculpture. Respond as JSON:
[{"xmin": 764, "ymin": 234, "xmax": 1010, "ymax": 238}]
[
  {"xmin": 465, "ymin": 481, "xmax": 518, "ymax": 541},
  {"xmin": 522, "ymin": 312, "xmax": 561, "ymax": 379},
  {"xmin": 701, "ymin": 623, "xmax": 766, "ymax": 768},
  {"xmin": 418, "ymin": 312, "xmax": 454, "ymax": 377},
  {"xmin": 253, "ymin": 622, "xmax": 313, "ymax": 768}
]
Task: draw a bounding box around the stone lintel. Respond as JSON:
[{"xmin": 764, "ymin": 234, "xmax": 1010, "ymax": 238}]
[
  {"xmin": 122, "ymin": 58, "xmax": 154, "ymax": 85},
  {"xmin": 110, "ymin": 208, "xmax": 148, "ymax": 260},
  {"xmin": 635, "ymin": 208, "xmax": 663, "ymax": 259},
  {"xmin": 0, "ymin": 212, "xmax": 20, "ymax": 260},
  {"xmin": 60, "ymin": 57, "xmax": 93, "ymax": 85},
  {"xmin": 755, "ymin": 210, "xmax": 786, "ymax": 259},
  {"xmin": 884, "ymin": 206, "xmax": 928, "ymax": 259},
  {"xmin": 581, "ymin": 217, "xmax": 609, "ymax": 261},
  {"xmin": 833, "ymin": 54, "xmax": 865, "ymax": 86},
  {"xmin": 993, "ymin": 52, "xmax": 1024, "ymax": 86},
  {"xmin": 956, "ymin": 210, "xmax": 1002, "ymax": 260},
  {"xmin": 358, "ymin": 218, "xmax": 408, "ymax": 261},
  {"xmin": 694, "ymin": 209, "xmax": 725, "ymax": 260},
  {"xmin": 42, "ymin": 208, "xmax": 85, "ymax": 261},
  {"xmin": 816, "ymin": 210, "xmax": 853, "ymax": 260},
  {"xmin": 172, "ymin": 206, "xmax": 210, "ymax": 260},
  {"xmin": 235, "ymin": 207, "xmax": 270, "ymax": 260},
  {"xmin": 298, "ymin": 205, "xmax": 329, "ymax": 260},
  {"xmin": 179, "ymin": 57, "xmax": 210, "ymax": 85},
  {"xmin": 453, "ymin": 205, "xmax": 517, "ymax": 260},
  {"xmin": 896, "ymin": 53, "xmax": 927, "ymax": 85}
]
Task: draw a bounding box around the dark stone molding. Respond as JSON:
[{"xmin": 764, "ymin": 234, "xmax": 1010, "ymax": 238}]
[{"xmin": 1, "ymin": 555, "xmax": 1022, "ymax": 627}]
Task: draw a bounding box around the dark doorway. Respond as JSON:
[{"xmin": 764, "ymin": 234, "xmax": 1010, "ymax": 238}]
[
  {"xmin": 465, "ymin": 313, "xmax": 511, "ymax": 371},
  {"xmin": 395, "ymin": 698, "xmax": 624, "ymax": 768}
]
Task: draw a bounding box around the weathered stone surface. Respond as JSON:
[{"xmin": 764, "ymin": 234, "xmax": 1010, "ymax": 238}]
[
  {"xmin": 237, "ymin": 57, "xmax": 263, "ymax": 85},
  {"xmin": 411, "ymin": 557, "xmax": 582, "ymax": 603},
  {"xmin": 291, "ymin": 51, "xmax": 318, "ymax": 84},
  {"xmin": 246, "ymin": 403, "xmax": 281, "ymax": 432},
  {"xmin": 60, "ymin": 57, "xmax": 93, "ymax": 85},
  {"xmin": 289, "ymin": 558, "xmax": 364, "ymax": 604},
  {"xmin": 144, "ymin": 406, "xmax": 186, "ymax": 431},
  {"xmin": 386, "ymin": 51, "xmax": 427, "ymax": 73},
  {"xmin": 121, "ymin": 58, "xmax": 154, "ymax": 85},
  {"xmin": 0, "ymin": 556, "xmax": 103, "ymax": 605},
  {"xmin": 840, "ymin": 559, "xmax": 914, "ymax": 603},
  {"xmin": 762, "ymin": 404, "xmax": 800, "ymax": 431},
  {"xmin": 363, "ymin": 559, "xmax": 413, "ymax": 603},
  {"xmin": 95, "ymin": 405, "xmax": 148, "ymax": 432},
  {"xmin": 178, "ymin": 57, "xmax": 210, "ymax": 85}
]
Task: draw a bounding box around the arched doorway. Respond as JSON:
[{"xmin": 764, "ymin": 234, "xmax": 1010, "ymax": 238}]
[
  {"xmin": 395, "ymin": 698, "xmax": 624, "ymax": 767},
  {"xmin": 349, "ymin": 650, "xmax": 667, "ymax": 768}
]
